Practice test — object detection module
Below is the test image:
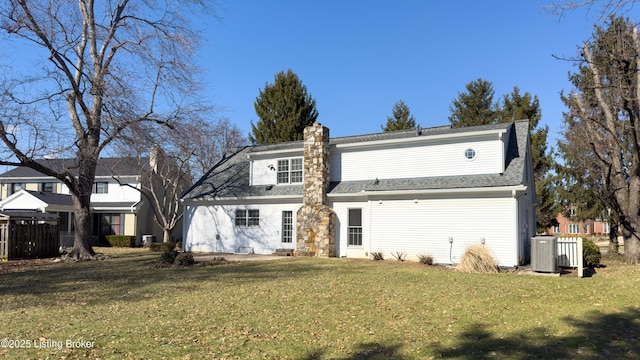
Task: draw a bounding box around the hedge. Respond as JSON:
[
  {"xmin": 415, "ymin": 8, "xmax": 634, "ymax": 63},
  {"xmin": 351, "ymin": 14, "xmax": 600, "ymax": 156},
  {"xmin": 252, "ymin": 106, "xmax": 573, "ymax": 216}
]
[{"xmin": 105, "ymin": 235, "xmax": 136, "ymax": 248}]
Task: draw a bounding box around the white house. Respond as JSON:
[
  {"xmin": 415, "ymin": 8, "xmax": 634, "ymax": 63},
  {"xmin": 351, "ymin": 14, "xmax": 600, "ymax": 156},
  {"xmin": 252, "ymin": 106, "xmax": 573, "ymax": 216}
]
[
  {"xmin": 0, "ymin": 157, "xmax": 166, "ymax": 246},
  {"xmin": 181, "ymin": 121, "xmax": 536, "ymax": 267}
]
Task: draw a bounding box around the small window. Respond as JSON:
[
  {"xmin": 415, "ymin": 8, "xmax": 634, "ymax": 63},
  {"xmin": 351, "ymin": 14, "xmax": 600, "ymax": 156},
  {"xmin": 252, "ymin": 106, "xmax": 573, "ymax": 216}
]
[
  {"xmin": 553, "ymin": 225, "xmax": 560, "ymax": 234},
  {"xmin": 235, "ymin": 209, "xmax": 259, "ymax": 227},
  {"xmin": 348, "ymin": 208, "xmax": 363, "ymax": 246},
  {"xmin": 464, "ymin": 148, "xmax": 476, "ymax": 160},
  {"xmin": 276, "ymin": 158, "xmax": 303, "ymax": 184},
  {"xmin": 93, "ymin": 182, "xmax": 108, "ymax": 194},
  {"xmin": 569, "ymin": 224, "xmax": 580, "ymax": 234},
  {"xmin": 277, "ymin": 160, "xmax": 289, "ymax": 184},
  {"xmin": 9, "ymin": 183, "xmax": 23, "ymax": 195},
  {"xmin": 41, "ymin": 182, "xmax": 55, "ymax": 193}
]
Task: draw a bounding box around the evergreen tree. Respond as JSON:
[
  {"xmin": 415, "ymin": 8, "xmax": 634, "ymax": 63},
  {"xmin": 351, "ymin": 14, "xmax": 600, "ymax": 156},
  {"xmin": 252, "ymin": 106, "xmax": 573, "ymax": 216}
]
[
  {"xmin": 497, "ymin": 87, "xmax": 558, "ymax": 231},
  {"xmin": 249, "ymin": 69, "xmax": 319, "ymax": 144},
  {"xmin": 382, "ymin": 100, "xmax": 416, "ymax": 132},
  {"xmin": 448, "ymin": 78, "xmax": 498, "ymax": 127}
]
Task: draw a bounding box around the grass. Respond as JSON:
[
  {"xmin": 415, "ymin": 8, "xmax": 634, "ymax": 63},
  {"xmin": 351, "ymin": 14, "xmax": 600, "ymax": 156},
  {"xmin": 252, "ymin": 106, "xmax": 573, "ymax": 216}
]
[{"xmin": 0, "ymin": 248, "xmax": 638, "ymax": 359}]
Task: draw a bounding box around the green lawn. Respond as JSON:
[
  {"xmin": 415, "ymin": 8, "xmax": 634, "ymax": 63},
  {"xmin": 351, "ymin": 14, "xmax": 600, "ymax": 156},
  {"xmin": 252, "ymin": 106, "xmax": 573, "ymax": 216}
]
[{"xmin": 0, "ymin": 248, "xmax": 638, "ymax": 359}]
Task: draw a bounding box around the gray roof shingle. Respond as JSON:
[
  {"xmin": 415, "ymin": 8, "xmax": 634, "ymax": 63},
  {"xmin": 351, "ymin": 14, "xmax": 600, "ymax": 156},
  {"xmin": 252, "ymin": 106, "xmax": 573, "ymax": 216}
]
[
  {"xmin": 0, "ymin": 157, "xmax": 149, "ymax": 179},
  {"xmin": 183, "ymin": 120, "xmax": 529, "ymax": 201}
]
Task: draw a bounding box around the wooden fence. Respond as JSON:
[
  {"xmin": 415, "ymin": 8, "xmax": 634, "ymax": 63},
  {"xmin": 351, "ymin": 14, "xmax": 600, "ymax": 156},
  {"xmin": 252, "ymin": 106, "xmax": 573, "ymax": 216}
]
[{"xmin": 0, "ymin": 223, "xmax": 59, "ymax": 260}]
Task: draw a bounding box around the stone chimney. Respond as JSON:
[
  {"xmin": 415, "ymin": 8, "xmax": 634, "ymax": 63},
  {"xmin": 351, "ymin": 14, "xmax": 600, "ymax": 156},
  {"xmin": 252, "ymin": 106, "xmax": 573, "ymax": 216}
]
[{"xmin": 296, "ymin": 123, "xmax": 336, "ymax": 257}]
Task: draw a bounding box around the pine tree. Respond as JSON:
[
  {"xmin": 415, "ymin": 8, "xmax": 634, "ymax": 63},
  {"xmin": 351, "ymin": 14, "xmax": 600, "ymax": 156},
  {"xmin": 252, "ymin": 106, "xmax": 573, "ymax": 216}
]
[
  {"xmin": 249, "ymin": 69, "xmax": 319, "ymax": 145},
  {"xmin": 497, "ymin": 87, "xmax": 557, "ymax": 231},
  {"xmin": 382, "ymin": 100, "xmax": 416, "ymax": 132},
  {"xmin": 448, "ymin": 78, "xmax": 498, "ymax": 127}
]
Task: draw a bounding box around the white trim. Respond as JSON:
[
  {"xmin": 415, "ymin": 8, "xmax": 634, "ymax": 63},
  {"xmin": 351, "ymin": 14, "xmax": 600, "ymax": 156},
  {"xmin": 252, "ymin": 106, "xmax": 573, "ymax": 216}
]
[
  {"xmin": 182, "ymin": 185, "xmax": 528, "ymax": 205},
  {"xmin": 328, "ymin": 185, "xmax": 528, "ymax": 198},
  {"xmin": 333, "ymin": 128, "xmax": 508, "ymax": 150}
]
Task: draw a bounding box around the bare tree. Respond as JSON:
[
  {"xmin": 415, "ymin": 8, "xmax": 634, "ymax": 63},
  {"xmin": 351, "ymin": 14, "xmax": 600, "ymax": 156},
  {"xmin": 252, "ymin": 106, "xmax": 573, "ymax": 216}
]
[
  {"xmin": 113, "ymin": 117, "xmax": 245, "ymax": 244},
  {"xmin": 0, "ymin": 1, "xmax": 213, "ymax": 259},
  {"xmin": 560, "ymin": 16, "xmax": 640, "ymax": 264},
  {"xmin": 545, "ymin": 0, "xmax": 638, "ymax": 19}
]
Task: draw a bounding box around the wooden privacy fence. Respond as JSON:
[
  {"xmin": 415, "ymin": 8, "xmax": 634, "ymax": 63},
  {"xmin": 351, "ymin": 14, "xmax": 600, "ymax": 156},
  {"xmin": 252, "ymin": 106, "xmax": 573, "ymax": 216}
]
[{"xmin": 0, "ymin": 223, "xmax": 59, "ymax": 260}]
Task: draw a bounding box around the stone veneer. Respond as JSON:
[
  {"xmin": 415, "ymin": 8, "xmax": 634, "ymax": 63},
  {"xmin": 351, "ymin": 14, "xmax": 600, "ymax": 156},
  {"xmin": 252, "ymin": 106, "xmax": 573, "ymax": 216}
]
[{"xmin": 296, "ymin": 123, "xmax": 336, "ymax": 257}]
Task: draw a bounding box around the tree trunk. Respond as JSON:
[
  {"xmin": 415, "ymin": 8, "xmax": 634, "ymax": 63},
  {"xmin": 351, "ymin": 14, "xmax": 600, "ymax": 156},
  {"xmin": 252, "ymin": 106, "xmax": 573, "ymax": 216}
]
[
  {"xmin": 67, "ymin": 191, "xmax": 96, "ymax": 260},
  {"xmin": 625, "ymin": 233, "xmax": 640, "ymax": 264},
  {"xmin": 163, "ymin": 228, "xmax": 173, "ymax": 243},
  {"xmin": 608, "ymin": 223, "xmax": 619, "ymax": 254}
]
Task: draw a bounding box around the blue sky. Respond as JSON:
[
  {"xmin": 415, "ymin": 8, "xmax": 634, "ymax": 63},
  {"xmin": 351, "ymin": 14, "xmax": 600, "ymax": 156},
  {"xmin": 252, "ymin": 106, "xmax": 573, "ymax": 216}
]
[{"xmin": 197, "ymin": 0, "xmax": 632, "ymax": 146}]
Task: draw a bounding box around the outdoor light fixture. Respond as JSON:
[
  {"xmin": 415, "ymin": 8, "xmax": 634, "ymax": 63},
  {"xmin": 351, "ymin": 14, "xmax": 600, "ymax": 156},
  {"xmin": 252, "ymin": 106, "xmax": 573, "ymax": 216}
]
[
  {"xmin": 481, "ymin": 237, "xmax": 485, "ymax": 244},
  {"xmin": 448, "ymin": 236, "xmax": 453, "ymax": 243}
]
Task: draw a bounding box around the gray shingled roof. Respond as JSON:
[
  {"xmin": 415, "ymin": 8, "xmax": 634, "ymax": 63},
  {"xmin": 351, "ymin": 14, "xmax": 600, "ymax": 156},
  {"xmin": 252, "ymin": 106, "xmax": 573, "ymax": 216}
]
[
  {"xmin": 0, "ymin": 157, "xmax": 149, "ymax": 179},
  {"xmin": 183, "ymin": 121, "xmax": 529, "ymax": 201},
  {"xmin": 26, "ymin": 190, "xmax": 74, "ymax": 207}
]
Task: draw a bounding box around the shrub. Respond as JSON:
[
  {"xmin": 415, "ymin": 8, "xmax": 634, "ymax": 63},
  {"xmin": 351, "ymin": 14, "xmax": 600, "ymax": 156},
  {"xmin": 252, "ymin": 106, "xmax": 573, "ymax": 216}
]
[
  {"xmin": 160, "ymin": 250, "xmax": 178, "ymax": 264},
  {"xmin": 583, "ymin": 238, "xmax": 602, "ymax": 267},
  {"xmin": 149, "ymin": 242, "xmax": 176, "ymax": 252},
  {"xmin": 391, "ymin": 251, "xmax": 406, "ymax": 262},
  {"xmin": 175, "ymin": 252, "xmax": 195, "ymax": 266},
  {"xmin": 370, "ymin": 252, "xmax": 384, "ymax": 261},
  {"xmin": 456, "ymin": 244, "xmax": 498, "ymax": 273},
  {"xmin": 417, "ymin": 253, "xmax": 434, "ymax": 265},
  {"xmin": 105, "ymin": 235, "xmax": 136, "ymax": 248}
]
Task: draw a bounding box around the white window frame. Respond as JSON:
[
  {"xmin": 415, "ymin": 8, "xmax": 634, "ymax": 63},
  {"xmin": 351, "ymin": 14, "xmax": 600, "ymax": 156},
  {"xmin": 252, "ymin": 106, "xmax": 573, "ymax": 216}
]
[
  {"xmin": 235, "ymin": 209, "xmax": 260, "ymax": 227},
  {"xmin": 568, "ymin": 224, "xmax": 580, "ymax": 234},
  {"xmin": 93, "ymin": 182, "xmax": 109, "ymax": 194},
  {"xmin": 276, "ymin": 158, "xmax": 303, "ymax": 185},
  {"xmin": 282, "ymin": 211, "xmax": 293, "ymax": 243},
  {"xmin": 347, "ymin": 208, "xmax": 363, "ymax": 247},
  {"xmin": 603, "ymin": 222, "xmax": 610, "ymax": 234},
  {"xmin": 553, "ymin": 225, "xmax": 560, "ymax": 234}
]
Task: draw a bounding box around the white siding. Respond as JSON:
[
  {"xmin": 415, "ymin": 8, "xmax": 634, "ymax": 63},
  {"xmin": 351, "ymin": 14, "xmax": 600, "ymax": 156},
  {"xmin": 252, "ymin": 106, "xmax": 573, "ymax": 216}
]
[
  {"xmin": 330, "ymin": 138, "xmax": 503, "ymax": 182},
  {"xmin": 90, "ymin": 180, "xmax": 142, "ymax": 203},
  {"xmin": 184, "ymin": 202, "xmax": 301, "ymax": 254},
  {"xmin": 334, "ymin": 194, "xmax": 519, "ymax": 267}
]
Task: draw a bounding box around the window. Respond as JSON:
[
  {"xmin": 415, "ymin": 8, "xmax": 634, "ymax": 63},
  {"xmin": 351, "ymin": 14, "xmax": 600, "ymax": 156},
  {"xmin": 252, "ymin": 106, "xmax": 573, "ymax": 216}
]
[
  {"xmin": 568, "ymin": 207, "xmax": 577, "ymax": 217},
  {"xmin": 277, "ymin": 158, "xmax": 303, "ymax": 184},
  {"xmin": 553, "ymin": 225, "xmax": 560, "ymax": 234},
  {"xmin": 9, "ymin": 183, "xmax": 23, "ymax": 195},
  {"xmin": 99, "ymin": 214, "xmax": 121, "ymax": 236},
  {"xmin": 41, "ymin": 182, "xmax": 55, "ymax": 193},
  {"xmin": 603, "ymin": 222, "xmax": 610, "ymax": 234},
  {"xmin": 282, "ymin": 211, "xmax": 293, "ymax": 243},
  {"xmin": 583, "ymin": 224, "xmax": 589, "ymax": 234},
  {"xmin": 235, "ymin": 209, "xmax": 260, "ymax": 227},
  {"xmin": 569, "ymin": 224, "xmax": 580, "ymax": 234},
  {"xmin": 464, "ymin": 148, "xmax": 476, "ymax": 160},
  {"xmin": 347, "ymin": 208, "xmax": 362, "ymax": 246},
  {"xmin": 93, "ymin": 182, "xmax": 108, "ymax": 194}
]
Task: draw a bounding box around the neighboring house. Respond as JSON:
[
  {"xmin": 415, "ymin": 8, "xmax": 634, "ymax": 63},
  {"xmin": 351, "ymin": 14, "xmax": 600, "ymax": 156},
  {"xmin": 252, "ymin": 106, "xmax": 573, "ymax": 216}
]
[
  {"xmin": 546, "ymin": 209, "xmax": 610, "ymax": 237},
  {"xmin": 182, "ymin": 121, "xmax": 536, "ymax": 267},
  {"xmin": 0, "ymin": 157, "xmax": 166, "ymax": 246}
]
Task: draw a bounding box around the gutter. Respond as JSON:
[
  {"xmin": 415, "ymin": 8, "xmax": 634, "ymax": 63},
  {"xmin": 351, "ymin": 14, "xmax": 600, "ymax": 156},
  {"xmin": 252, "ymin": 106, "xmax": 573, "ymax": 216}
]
[{"xmin": 327, "ymin": 185, "xmax": 528, "ymax": 198}]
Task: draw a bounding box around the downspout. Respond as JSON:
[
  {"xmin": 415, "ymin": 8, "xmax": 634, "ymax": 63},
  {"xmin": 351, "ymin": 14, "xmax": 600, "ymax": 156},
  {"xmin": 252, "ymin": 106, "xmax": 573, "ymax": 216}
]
[
  {"xmin": 499, "ymin": 131, "xmax": 505, "ymax": 174},
  {"xmin": 368, "ymin": 198, "xmax": 372, "ymax": 259}
]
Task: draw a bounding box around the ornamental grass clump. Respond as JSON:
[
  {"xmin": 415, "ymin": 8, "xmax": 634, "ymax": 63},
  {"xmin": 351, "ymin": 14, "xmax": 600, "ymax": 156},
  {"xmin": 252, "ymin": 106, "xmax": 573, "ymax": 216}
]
[{"xmin": 456, "ymin": 244, "xmax": 499, "ymax": 273}]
